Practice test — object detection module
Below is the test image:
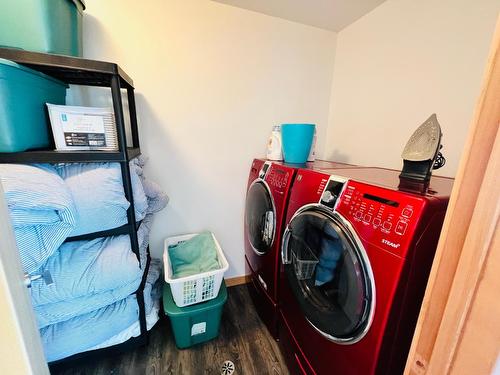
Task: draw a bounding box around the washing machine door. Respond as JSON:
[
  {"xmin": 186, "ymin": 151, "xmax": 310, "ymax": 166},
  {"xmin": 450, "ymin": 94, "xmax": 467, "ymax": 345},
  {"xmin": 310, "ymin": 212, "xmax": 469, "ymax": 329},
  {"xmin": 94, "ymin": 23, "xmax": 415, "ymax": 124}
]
[
  {"xmin": 282, "ymin": 206, "xmax": 375, "ymax": 344},
  {"xmin": 245, "ymin": 179, "xmax": 276, "ymax": 255}
]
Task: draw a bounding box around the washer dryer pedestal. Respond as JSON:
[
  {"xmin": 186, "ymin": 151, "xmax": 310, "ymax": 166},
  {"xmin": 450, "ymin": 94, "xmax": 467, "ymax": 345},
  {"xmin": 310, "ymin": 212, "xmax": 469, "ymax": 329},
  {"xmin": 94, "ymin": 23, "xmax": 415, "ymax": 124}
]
[{"xmin": 245, "ymin": 256, "xmax": 279, "ymax": 338}]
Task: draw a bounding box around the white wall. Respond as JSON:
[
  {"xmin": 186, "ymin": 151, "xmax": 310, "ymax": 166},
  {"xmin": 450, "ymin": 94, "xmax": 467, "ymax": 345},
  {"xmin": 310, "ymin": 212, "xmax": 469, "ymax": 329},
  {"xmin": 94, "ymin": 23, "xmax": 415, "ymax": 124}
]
[
  {"xmin": 324, "ymin": 0, "xmax": 500, "ymax": 177},
  {"xmin": 79, "ymin": 0, "xmax": 337, "ymax": 277}
]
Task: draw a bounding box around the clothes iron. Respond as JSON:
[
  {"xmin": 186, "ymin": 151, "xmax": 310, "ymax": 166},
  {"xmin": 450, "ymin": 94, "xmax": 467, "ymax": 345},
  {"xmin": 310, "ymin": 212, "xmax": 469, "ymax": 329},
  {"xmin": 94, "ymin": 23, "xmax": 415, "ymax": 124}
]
[{"xmin": 400, "ymin": 113, "xmax": 446, "ymax": 183}]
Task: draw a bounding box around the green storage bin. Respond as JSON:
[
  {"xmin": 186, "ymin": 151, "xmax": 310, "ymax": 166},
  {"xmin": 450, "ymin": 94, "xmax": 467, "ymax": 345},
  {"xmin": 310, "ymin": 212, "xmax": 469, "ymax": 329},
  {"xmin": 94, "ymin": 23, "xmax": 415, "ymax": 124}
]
[
  {"xmin": 0, "ymin": 0, "xmax": 85, "ymax": 57},
  {"xmin": 163, "ymin": 281, "xmax": 227, "ymax": 349},
  {"xmin": 0, "ymin": 58, "xmax": 68, "ymax": 152}
]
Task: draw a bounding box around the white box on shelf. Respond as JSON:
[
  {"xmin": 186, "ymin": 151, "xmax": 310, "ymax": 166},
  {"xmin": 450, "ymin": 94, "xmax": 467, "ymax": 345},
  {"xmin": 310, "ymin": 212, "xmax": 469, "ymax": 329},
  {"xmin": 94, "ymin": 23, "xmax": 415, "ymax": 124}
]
[
  {"xmin": 46, "ymin": 104, "xmax": 118, "ymax": 151},
  {"xmin": 163, "ymin": 232, "xmax": 229, "ymax": 308}
]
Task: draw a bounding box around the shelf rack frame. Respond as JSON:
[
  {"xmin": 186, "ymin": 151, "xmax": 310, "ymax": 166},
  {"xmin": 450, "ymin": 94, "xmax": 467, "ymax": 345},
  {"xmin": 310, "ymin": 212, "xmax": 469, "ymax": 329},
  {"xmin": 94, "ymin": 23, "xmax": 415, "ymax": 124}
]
[{"xmin": 0, "ymin": 47, "xmax": 151, "ymax": 367}]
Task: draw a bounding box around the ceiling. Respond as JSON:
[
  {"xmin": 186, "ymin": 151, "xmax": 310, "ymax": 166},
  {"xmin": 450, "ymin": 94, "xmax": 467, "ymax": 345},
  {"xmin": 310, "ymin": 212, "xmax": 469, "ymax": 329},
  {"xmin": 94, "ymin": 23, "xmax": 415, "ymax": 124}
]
[{"xmin": 211, "ymin": 0, "xmax": 388, "ymax": 32}]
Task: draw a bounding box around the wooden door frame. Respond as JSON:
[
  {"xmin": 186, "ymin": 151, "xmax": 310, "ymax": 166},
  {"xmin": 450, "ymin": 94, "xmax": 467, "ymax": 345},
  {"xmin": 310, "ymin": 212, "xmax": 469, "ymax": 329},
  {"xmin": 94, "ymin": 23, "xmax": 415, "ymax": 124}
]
[
  {"xmin": 405, "ymin": 16, "xmax": 500, "ymax": 375},
  {"xmin": 0, "ymin": 182, "xmax": 49, "ymax": 374}
]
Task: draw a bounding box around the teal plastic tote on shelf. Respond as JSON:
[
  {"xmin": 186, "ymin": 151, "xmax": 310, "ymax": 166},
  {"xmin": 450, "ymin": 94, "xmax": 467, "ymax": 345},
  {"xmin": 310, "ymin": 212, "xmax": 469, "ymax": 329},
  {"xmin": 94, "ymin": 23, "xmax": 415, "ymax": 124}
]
[
  {"xmin": 0, "ymin": 58, "xmax": 67, "ymax": 152},
  {"xmin": 0, "ymin": 0, "xmax": 85, "ymax": 57}
]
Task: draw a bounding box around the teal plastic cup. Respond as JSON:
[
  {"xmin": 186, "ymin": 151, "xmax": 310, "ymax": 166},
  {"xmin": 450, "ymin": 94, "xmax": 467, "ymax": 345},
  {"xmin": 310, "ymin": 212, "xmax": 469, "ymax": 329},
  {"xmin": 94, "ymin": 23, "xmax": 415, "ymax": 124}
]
[{"xmin": 281, "ymin": 124, "xmax": 316, "ymax": 164}]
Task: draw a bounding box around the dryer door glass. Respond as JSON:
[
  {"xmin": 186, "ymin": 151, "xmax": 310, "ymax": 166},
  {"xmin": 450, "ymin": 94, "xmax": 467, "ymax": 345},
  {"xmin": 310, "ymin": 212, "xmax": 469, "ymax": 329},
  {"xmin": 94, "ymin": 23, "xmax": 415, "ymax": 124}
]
[
  {"xmin": 245, "ymin": 181, "xmax": 275, "ymax": 254},
  {"xmin": 284, "ymin": 209, "xmax": 374, "ymax": 343}
]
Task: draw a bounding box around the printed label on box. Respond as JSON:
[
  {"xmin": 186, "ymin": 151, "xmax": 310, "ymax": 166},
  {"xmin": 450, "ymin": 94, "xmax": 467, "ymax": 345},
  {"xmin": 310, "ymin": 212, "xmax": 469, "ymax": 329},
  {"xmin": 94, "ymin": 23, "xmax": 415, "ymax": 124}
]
[
  {"xmin": 59, "ymin": 113, "xmax": 107, "ymax": 146},
  {"xmin": 63, "ymin": 132, "xmax": 107, "ymax": 147},
  {"xmin": 191, "ymin": 322, "xmax": 206, "ymax": 336}
]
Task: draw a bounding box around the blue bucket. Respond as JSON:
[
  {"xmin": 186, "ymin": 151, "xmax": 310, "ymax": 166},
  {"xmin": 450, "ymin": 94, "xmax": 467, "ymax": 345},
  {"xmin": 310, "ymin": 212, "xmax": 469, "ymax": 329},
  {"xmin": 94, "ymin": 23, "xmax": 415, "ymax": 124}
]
[{"xmin": 281, "ymin": 124, "xmax": 316, "ymax": 164}]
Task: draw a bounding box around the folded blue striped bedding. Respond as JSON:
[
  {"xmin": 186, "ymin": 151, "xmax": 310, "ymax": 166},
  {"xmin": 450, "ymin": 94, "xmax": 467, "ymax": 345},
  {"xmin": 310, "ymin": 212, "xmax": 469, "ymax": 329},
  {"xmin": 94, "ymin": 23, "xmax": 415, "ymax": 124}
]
[
  {"xmin": 32, "ymin": 215, "xmax": 155, "ymax": 328},
  {"xmin": 41, "ymin": 259, "xmax": 162, "ymax": 362},
  {"xmin": 88, "ymin": 296, "xmax": 161, "ymax": 352},
  {"xmin": 0, "ymin": 164, "xmax": 77, "ymax": 275},
  {"xmin": 54, "ymin": 162, "xmax": 148, "ymax": 237},
  {"xmin": 132, "ymin": 157, "xmax": 169, "ymax": 214},
  {"xmin": 0, "ymin": 159, "xmax": 164, "ymax": 275},
  {"xmin": 36, "ymin": 279, "xmax": 141, "ymax": 330},
  {"xmin": 0, "ymin": 158, "xmax": 169, "ymax": 361}
]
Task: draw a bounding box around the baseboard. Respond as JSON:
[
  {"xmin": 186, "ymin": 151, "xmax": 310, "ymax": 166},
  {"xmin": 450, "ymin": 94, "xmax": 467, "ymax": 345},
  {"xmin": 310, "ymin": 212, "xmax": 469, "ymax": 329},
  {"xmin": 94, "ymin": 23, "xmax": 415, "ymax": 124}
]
[{"xmin": 225, "ymin": 274, "xmax": 251, "ymax": 287}]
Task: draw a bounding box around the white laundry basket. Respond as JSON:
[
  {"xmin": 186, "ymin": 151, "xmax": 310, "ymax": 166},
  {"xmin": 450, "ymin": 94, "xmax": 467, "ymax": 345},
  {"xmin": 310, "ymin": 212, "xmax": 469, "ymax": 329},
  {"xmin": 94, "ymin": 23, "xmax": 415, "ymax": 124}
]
[{"xmin": 163, "ymin": 233, "xmax": 229, "ymax": 307}]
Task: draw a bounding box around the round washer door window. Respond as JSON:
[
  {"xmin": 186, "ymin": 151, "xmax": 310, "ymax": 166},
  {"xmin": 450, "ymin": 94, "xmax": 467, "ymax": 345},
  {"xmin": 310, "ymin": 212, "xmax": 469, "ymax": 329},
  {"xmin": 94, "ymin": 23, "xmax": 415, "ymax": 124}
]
[
  {"xmin": 245, "ymin": 181, "xmax": 275, "ymax": 255},
  {"xmin": 283, "ymin": 208, "xmax": 375, "ymax": 343}
]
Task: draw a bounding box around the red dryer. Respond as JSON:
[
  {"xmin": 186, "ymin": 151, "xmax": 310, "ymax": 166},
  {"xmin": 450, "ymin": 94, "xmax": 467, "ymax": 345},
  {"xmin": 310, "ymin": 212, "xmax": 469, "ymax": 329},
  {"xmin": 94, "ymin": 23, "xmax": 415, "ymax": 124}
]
[
  {"xmin": 278, "ymin": 167, "xmax": 453, "ymax": 374},
  {"xmin": 244, "ymin": 159, "xmax": 356, "ymax": 338},
  {"xmin": 244, "ymin": 159, "xmax": 295, "ymax": 337}
]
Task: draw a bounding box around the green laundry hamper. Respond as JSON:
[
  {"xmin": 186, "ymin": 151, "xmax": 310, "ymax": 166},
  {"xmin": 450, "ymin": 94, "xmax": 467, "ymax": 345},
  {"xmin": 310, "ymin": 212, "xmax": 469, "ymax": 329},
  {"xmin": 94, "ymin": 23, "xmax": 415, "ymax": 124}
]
[{"xmin": 163, "ymin": 281, "xmax": 227, "ymax": 349}]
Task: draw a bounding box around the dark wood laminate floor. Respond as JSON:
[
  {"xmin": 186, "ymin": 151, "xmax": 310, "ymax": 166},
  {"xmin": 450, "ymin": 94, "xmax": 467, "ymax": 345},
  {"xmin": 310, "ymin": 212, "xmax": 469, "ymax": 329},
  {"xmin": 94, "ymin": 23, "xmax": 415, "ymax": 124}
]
[{"xmin": 51, "ymin": 285, "xmax": 289, "ymax": 375}]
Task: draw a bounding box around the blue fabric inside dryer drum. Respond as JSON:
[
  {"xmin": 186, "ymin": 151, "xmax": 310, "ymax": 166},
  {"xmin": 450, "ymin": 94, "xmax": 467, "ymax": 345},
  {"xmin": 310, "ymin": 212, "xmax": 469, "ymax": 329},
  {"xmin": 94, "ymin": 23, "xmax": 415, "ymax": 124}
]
[
  {"xmin": 315, "ymin": 222, "xmax": 343, "ymax": 286},
  {"xmin": 286, "ymin": 210, "xmax": 372, "ymax": 340}
]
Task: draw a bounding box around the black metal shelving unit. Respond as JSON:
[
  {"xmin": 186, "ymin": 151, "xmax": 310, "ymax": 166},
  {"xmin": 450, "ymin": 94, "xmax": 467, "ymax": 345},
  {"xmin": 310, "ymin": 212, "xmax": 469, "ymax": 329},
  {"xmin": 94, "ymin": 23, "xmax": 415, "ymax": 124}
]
[{"xmin": 0, "ymin": 48, "xmax": 151, "ymax": 367}]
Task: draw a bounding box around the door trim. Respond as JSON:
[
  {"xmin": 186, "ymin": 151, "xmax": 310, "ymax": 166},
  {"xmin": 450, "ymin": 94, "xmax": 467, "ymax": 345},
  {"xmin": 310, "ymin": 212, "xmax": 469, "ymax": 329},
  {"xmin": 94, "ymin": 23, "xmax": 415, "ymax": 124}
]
[
  {"xmin": 0, "ymin": 184, "xmax": 49, "ymax": 374},
  {"xmin": 405, "ymin": 16, "xmax": 500, "ymax": 375},
  {"xmin": 246, "ymin": 178, "xmax": 277, "ymax": 256}
]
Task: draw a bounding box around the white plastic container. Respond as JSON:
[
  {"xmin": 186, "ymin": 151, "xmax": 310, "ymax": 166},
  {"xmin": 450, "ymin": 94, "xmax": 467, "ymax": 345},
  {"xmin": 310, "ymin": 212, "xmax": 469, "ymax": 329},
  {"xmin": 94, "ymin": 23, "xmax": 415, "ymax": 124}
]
[
  {"xmin": 307, "ymin": 127, "xmax": 317, "ymax": 162},
  {"xmin": 163, "ymin": 233, "xmax": 229, "ymax": 307},
  {"xmin": 266, "ymin": 125, "xmax": 283, "ymax": 161},
  {"xmin": 47, "ymin": 104, "xmax": 118, "ymax": 151}
]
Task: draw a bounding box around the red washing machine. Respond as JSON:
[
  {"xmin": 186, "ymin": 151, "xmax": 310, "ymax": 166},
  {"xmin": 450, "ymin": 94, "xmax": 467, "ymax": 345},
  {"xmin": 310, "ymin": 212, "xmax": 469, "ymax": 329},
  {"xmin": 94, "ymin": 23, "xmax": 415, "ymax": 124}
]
[
  {"xmin": 278, "ymin": 167, "xmax": 453, "ymax": 374},
  {"xmin": 244, "ymin": 159, "xmax": 357, "ymax": 338}
]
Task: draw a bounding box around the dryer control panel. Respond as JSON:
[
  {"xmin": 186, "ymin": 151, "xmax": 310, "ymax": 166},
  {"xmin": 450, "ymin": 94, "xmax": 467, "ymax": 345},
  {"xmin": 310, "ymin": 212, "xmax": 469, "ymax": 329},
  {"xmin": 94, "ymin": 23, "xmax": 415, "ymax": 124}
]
[
  {"xmin": 262, "ymin": 163, "xmax": 295, "ymax": 218},
  {"xmin": 266, "ymin": 166, "xmax": 291, "ymax": 191},
  {"xmin": 336, "ymin": 180, "xmax": 426, "ymax": 257}
]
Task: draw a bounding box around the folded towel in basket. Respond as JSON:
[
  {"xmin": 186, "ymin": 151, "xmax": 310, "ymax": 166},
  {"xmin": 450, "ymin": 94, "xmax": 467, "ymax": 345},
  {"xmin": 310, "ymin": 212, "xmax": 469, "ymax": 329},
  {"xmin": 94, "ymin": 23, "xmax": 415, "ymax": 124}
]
[
  {"xmin": 168, "ymin": 232, "xmax": 220, "ymax": 278},
  {"xmin": 0, "ymin": 164, "xmax": 77, "ymax": 274}
]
